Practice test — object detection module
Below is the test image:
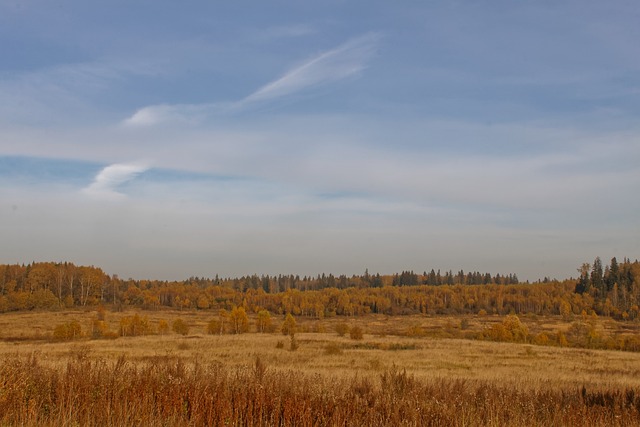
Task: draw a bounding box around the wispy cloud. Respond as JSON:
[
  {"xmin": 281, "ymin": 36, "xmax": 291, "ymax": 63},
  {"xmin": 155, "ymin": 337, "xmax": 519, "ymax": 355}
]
[
  {"xmin": 82, "ymin": 162, "xmax": 149, "ymax": 201},
  {"xmin": 240, "ymin": 32, "xmax": 379, "ymax": 105},
  {"xmin": 122, "ymin": 33, "xmax": 380, "ymax": 126},
  {"xmin": 122, "ymin": 104, "xmax": 216, "ymax": 127}
]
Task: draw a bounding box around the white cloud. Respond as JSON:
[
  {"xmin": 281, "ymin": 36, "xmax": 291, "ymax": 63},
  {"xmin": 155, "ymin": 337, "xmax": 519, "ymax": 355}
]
[
  {"xmin": 122, "ymin": 33, "xmax": 380, "ymax": 126},
  {"xmin": 241, "ymin": 32, "xmax": 379, "ymax": 105},
  {"xmin": 121, "ymin": 104, "xmax": 214, "ymax": 127},
  {"xmin": 82, "ymin": 162, "xmax": 149, "ymax": 201}
]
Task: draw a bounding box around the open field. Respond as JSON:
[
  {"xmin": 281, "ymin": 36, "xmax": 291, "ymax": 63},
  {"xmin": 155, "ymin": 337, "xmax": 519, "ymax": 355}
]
[
  {"xmin": 2, "ymin": 309, "xmax": 640, "ymax": 425},
  {"xmin": 2, "ymin": 308, "xmax": 640, "ymax": 389}
]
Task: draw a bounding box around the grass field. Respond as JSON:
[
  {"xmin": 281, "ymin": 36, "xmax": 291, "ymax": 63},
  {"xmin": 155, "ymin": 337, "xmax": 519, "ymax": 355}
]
[{"xmin": 2, "ymin": 309, "xmax": 640, "ymax": 425}]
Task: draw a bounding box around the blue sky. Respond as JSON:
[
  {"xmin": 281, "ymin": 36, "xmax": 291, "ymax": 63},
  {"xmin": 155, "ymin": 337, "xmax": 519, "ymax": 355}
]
[{"xmin": 1, "ymin": 1, "xmax": 639, "ymax": 281}]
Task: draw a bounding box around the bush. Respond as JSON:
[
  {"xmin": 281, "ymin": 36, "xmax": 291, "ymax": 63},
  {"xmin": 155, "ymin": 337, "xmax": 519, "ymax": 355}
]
[
  {"xmin": 484, "ymin": 315, "xmax": 529, "ymax": 343},
  {"xmin": 350, "ymin": 326, "xmax": 364, "ymax": 340},
  {"xmin": 158, "ymin": 319, "xmax": 170, "ymax": 335},
  {"xmin": 335, "ymin": 322, "xmax": 349, "ymax": 337},
  {"xmin": 119, "ymin": 314, "xmax": 151, "ymax": 337},
  {"xmin": 405, "ymin": 325, "xmax": 426, "ymax": 337},
  {"xmin": 172, "ymin": 318, "xmax": 190, "ymax": 336},
  {"xmin": 53, "ymin": 320, "xmax": 82, "ymax": 341},
  {"xmin": 325, "ymin": 342, "xmax": 342, "ymax": 355},
  {"xmin": 91, "ymin": 320, "xmax": 111, "ymax": 339},
  {"xmin": 207, "ymin": 319, "xmax": 222, "ymax": 335},
  {"xmin": 290, "ymin": 335, "xmax": 299, "ymax": 351}
]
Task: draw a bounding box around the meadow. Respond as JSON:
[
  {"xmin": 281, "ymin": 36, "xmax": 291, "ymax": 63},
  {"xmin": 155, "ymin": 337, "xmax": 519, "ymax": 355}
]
[{"xmin": 2, "ymin": 308, "xmax": 640, "ymax": 425}]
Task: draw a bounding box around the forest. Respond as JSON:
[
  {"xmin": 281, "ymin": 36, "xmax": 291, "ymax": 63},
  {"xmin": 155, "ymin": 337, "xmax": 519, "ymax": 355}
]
[{"xmin": 1, "ymin": 257, "xmax": 639, "ymax": 320}]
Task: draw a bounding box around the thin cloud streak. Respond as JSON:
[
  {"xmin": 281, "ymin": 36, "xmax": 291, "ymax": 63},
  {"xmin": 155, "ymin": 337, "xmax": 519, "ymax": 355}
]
[
  {"xmin": 239, "ymin": 32, "xmax": 379, "ymax": 105},
  {"xmin": 122, "ymin": 104, "xmax": 216, "ymax": 127},
  {"xmin": 122, "ymin": 33, "xmax": 379, "ymax": 126}
]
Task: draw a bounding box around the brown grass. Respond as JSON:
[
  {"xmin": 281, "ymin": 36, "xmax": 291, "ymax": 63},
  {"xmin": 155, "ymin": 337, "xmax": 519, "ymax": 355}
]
[
  {"xmin": 1, "ymin": 351, "xmax": 639, "ymax": 426},
  {"xmin": 2, "ymin": 309, "xmax": 640, "ymax": 424}
]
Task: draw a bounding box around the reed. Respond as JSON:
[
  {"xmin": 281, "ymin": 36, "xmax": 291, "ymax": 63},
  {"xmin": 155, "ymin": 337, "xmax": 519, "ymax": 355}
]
[{"xmin": 1, "ymin": 352, "xmax": 639, "ymax": 426}]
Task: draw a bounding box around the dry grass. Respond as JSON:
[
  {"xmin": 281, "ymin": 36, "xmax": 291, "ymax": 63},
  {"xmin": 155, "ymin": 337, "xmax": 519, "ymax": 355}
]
[
  {"xmin": 2, "ymin": 309, "xmax": 640, "ymax": 424},
  {"xmin": 1, "ymin": 350, "xmax": 640, "ymax": 426}
]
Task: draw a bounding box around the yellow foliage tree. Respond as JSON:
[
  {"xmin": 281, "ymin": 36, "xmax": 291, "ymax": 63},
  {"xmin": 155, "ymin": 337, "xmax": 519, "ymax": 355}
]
[
  {"xmin": 281, "ymin": 313, "xmax": 297, "ymax": 336},
  {"xmin": 256, "ymin": 310, "xmax": 272, "ymax": 333},
  {"xmin": 230, "ymin": 307, "xmax": 249, "ymax": 334}
]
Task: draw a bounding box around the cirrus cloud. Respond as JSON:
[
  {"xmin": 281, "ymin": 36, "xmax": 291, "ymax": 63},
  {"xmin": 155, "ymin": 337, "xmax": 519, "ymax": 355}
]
[{"xmin": 122, "ymin": 33, "xmax": 380, "ymax": 127}]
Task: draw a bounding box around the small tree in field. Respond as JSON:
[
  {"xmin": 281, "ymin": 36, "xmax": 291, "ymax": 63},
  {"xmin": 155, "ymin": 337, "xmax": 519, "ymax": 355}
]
[
  {"xmin": 281, "ymin": 314, "xmax": 297, "ymax": 336},
  {"xmin": 172, "ymin": 318, "xmax": 190, "ymax": 336},
  {"xmin": 230, "ymin": 306, "xmax": 250, "ymax": 334},
  {"xmin": 119, "ymin": 314, "xmax": 151, "ymax": 337},
  {"xmin": 158, "ymin": 319, "xmax": 170, "ymax": 335},
  {"xmin": 290, "ymin": 334, "xmax": 299, "ymax": 351},
  {"xmin": 53, "ymin": 320, "xmax": 82, "ymax": 341},
  {"xmin": 207, "ymin": 319, "xmax": 222, "ymax": 335},
  {"xmin": 256, "ymin": 310, "xmax": 272, "ymax": 333}
]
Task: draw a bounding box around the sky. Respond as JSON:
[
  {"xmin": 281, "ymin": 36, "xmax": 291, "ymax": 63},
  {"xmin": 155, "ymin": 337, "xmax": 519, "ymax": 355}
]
[{"xmin": 1, "ymin": 1, "xmax": 639, "ymax": 282}]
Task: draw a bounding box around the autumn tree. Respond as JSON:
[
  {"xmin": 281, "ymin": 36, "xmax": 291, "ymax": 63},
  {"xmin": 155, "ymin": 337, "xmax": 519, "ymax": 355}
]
[
  {"xmin": 229, "ymin": 306, "xmax": 249, "ymax": 334},
  {"xmin": 256, "ymin": 310, "xmax": 272, "ymax": 333},
  {"xmin": 281, "ymin": 313, "xmax": 297, "ymax": 336},
  {"xmin": 158, "ymin": 319, "xmax": 170, "ymax": 335},
  {"xmin": 119, "ymin": 314, "xmax": 151, "ymax": 337}
]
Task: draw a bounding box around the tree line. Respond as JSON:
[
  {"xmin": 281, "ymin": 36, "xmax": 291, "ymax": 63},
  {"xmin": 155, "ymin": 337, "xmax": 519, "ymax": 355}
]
[{"xmin": 0, "ymin": 258, "xmax": 639, "ymax": 319}]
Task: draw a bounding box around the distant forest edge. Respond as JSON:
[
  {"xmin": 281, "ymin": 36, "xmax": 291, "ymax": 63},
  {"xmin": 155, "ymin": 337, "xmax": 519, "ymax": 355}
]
[{"xmin": 1, "ymin": 257, "xmax": 639, "ymax": 319}]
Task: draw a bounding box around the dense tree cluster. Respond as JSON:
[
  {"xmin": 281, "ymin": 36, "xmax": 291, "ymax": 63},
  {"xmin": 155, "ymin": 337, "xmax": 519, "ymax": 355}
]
[
  {"xmin": 0, "ymin": 259, "xmax": 638, "ymax": 319},
  {"xmin": 574, "ymin": 257, "xmax": 640, "ymax": 317}
]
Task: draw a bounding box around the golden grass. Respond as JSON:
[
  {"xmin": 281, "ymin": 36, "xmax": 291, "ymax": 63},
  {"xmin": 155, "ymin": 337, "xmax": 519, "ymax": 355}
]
[
  {"xmin": 3, "ymin": 309, "xmax": 640, "ymax": 425},
  {"xmin": 1, "ymin": 309, "xmax": 640, "ymax": 391}
]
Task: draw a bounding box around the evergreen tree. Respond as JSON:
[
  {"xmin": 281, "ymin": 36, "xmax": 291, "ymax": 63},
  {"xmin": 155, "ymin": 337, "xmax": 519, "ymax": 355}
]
[{"xmin": 591, "ymin": 257, "xmax": 604, "ymax": 298}]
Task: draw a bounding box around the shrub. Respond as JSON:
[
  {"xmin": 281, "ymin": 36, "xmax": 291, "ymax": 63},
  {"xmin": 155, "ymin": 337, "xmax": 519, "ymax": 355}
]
[
  {"xmin": 460, "ymin": 318, "xmax": 470, "ymax": 330},
  {"xmin": 290, "ymin": 334, "xmax": 299, "ymax": 351},
  {"xmin": 172, "ymin": 318, "xmax": 190, "ymax": 336},
  {"xmin": 312, "ymin": 323, "xmax": 326, "ymax": 333},
  {"xmin": 533, "ymin": 332, "xmax": 550, "ymax": 346},
  {"xmin": 53, "ymin": 320, "xmax": 82, "ymax": 341},
  {"xmin": 158, "ymin": 319, "xmax": 170, "ymax": 335},
  {"xmin": 207, "ymin": 319, "xmax": 222, "ymax": 335},
  {"xmin": 91, "ymin": 319, "xmax": 111, "ymax": 339},
  {"xmin": 325, "ymin": 342, "xmax": 342, "ymax": 355},
  {"xmin": 335, "ymin": 322, "xmax": 349, "ymax": 337},
  {"xmin": 350, "ymin": 326, "xmax": 364, "ymax": 340},
  {"xmin": 119, "ymin": 314, "xmax": 151, "ymax": 337},
  {"xmin": 484, "ymin": 315, "xmax": 529, "ymax": 343},
  {"xmin": 406, "ymin": 325, "xmax": 426, "ymax": 337}
]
